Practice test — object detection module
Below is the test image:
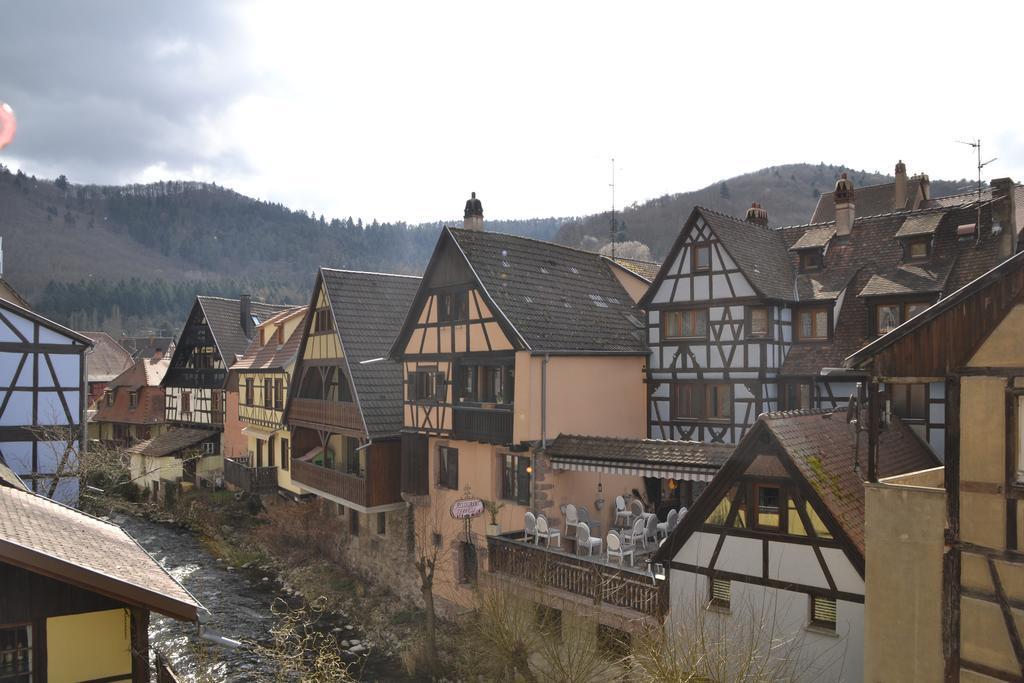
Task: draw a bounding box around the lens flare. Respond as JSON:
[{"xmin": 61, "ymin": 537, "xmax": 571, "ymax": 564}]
[{"xmin": 0, "ymin": 103, "xmax": 16, "ymax": 150}]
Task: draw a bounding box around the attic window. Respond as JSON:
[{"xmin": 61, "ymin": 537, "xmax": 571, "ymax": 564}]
[
  {"xmin": 799, "ymin": 250, "xmax": 823, "ymax": 272},
  {"xmin": 692, "ymin": 244, "xmax": 711, "ymax": 272},
  {"xmin": 906, "ymin": 238, "xmax": 930, "ymax": 260},
  {"xmin": 250, "ymin": 314, "xmax": 261, "ymax": 326},
  {"xmin": 957, "ymin": 223, "xmax": 977, "ymax": 239},
  {"xmin": 589, "ymin": 294, "xmax": 608, "ymax": 308}
]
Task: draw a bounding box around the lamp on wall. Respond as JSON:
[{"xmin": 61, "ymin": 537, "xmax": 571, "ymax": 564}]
[{"xmin": 594, "ymin": 473, "xmax": 606, "ymax": 511}]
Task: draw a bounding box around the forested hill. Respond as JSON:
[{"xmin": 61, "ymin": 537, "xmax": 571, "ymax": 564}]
[{"xmin": 554, "ymin": 163, "xmax": 967, "ymax": 256}]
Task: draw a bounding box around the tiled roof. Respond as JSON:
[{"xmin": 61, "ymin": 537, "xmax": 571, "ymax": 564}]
[
  {"xmin": 196, "ymin": 296, "xmax": 293, "ymax": 366},
  {"xmin": 858, "ymin": 258, "xmax": 955, "ymax": 297},
  {"xmin": 321, "ymin": 269, "xmax": 421, "ymax": 439},
  {"xmin": 449, "ymin": 228, "xmax": 648, "ymax": 352},
  {"xmin": 127, "ymin": 427, "xmax": 217, "ymax": 458},
  {"xmin": 231, "ymin": 307, "xmax": 307, "ymax": 372},
  {"xmin": 81, "ymin": 332, "xmax": 134, "ymax": 382},
  {"xmin": 93, "ymin": 356, "xmax": 169, "ymax": 425},
  {"xmin": 119, "ymin": 336, "xmax": 175, "ymax": 360},
  {"xmin": 0, "ymin": 460, "xmax": 28, "ymax": 491},
  {"xmin": 0, "ymin": 278, "xmax": 31, "ymax": 309},
  {"xmin": 810, "ymin": 177, "xmax": 927, "ymax": 223},
  {"xmin": 894, "ymin": 212, "xmax": 945, "ymax": 238},
  {"xmin": 698, "ymin": 209, "xmax": 796, "ymax": 302},
  {"xmin": 762, "ymin": 410, "xmax": 938, "ymax": 555},
  {"xmin": 607, "ymin": 255, "xmax": 662, "ymax": 282},
  {"xmin": 789, "ymin": 226, "xmax": 836, "ymax": 251},
  {"xmin": 545, "ymin": 433, "xmax": 733, "ymax": 470},
  {"xmin": 0, "ymin": 484, "xmax": 200, "ymax": 620}
]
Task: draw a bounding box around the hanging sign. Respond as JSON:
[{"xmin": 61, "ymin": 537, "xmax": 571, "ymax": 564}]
[{"xmin": 450, "ymin": 498, "xmax": 484, "ymax": 519}]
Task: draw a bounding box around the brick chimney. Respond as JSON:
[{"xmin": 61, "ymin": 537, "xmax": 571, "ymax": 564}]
[
  {"xmin": 240, "ymin": 294, "xmax": 253, "ymax": 339},
  {"xmin": 463, "ymin": 192, "xmax": 484, "ymax": 231},
  {"xmin": 990, "ymin": 177, "xmax": 1018, "ymax": 258},
  {"xmin": 834, "ymin": 173, "xmax": 855, "ymax": 237},
  {"xmin": 912, "ymin": 173, "xmax": 931, "ymax": 202},
  {"xmin": 745, "ymin": 202, "xmax": 769, "ymax": 227},
  {"xmin": 894, "ymin": 160, "xmax": 907, "ymax": 209}
]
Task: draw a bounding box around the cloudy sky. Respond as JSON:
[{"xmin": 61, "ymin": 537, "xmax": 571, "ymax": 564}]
[{"xmin": 1, "ymin": 1, "xmax": 1022, "ymax": 223}]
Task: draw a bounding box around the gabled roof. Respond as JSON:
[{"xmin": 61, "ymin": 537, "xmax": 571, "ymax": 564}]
[
  {"xmin": 231, "ymin": 307, "xmax": 307, "ymax": 372},
  {"xmin": 81, "ymin": 331, "xmax": 135, "ymax": 382},
  {"xmin": 811, "ymin": 176, "xmax": 929, "ymax": 223},
  {"xmin": 92, "ymin": 356, "xmax": 169, "ymax": 424},
  {"xmin": 858, "ymin": 258, "xmax": 955, "ymax": 297},
  {"xmin": 118, "ymin": 336, "xmax": 175, "ymax": 360},
  {"xmin": 656, "ymin": 410, "xmax": 939, "ymax": 567},
  {"xmin": 0, "ymin": 277, "xmax": 31, "ymax": 309},
  {"xmin": 127, "ymin": 427, "xmax": 217, "ymax": 458},
  {"xmin": 544, "ymin": 433, "xmax": 732, "ymax": 476},
  {"xmin": 0, "ymin": 483, "xmax": 200, "ymax": 621},
  {"xmin": 320, "ymin": 269, "xmax": 421, "ymax": 439},
  {"xmin": 195, "ymin": 296, "xmax": 292, "ymax": 366},
  {"xmin": 0, "ymin": 296, "xmax": 92, "ymax": 346},
  {"xmin": 605, "ymin": 255, "xmax": 662, "ymax": 282}
]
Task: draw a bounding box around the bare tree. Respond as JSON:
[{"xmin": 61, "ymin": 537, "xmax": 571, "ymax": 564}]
[
  {"xmin": 408, "ymin": 499, "xmax": 453, "ymax": 673},
  {"xmin": 246, "ymin": 597, "xmax": 354, "ymax": 682}
]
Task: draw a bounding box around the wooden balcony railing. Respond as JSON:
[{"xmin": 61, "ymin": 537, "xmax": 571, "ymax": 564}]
[
  {"xmin": 288, "ymin": 397, "xmax": 363, "ymax": 432},
  {"xmin": 453, "ymin": 405, "xmax": 513, "ymax": 444},
  {"xmin": 163, "ymin": 368, "xmax": 226, "ymax": 389},
  {"xmin": 223, "ymin": 456, "xmax": 277, "ymax": 495},
  {"xmin": 291, "ymin": 459, "xmax": 368, "ymax": 506},
  {"xmin": 291, "ymin": 445, "xmax": 402, "ymax": 508},
  {"xmin": 487, "ymin": 534, "xmax": 667, "ymax": 618}
]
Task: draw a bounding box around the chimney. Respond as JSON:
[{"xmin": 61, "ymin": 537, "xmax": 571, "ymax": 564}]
[
  {"xmin": 914, "ymin": 173, "xmax": 931, "ymax": 202},
  {"xmin": 894, "ymin": 160, "xmax": 907, "ymax": 209},
  {"xmin": 834, "ymin": 173, "xmax": 855, "ymax": 237},
  {"xmin": 463, "ymin": 192, "xmax": 484, "ymax": 231},
  {"xmin": 240, "ymin": 294, "xmax": 253, "ymax": 339},
  {"xmin": 745, "ymin": 202, "xmax": 769, "ymax": 227},
  {"xmin": 990, "ymin": 177, "xmax": 1018, "ymax": 257}
]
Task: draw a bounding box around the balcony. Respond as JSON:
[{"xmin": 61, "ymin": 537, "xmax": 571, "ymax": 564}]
[
  {"xmin": 453, "ymin": 405, "xmax": 513, "ymax": 444},
  {"xmin": 291, "ymin": 443, "xmax": 401, "ymax": 509},
  {"xmin": 288, "ymin": 397, "xmax": 363, "ymax": 432},
  {"xmin": 163, "ymin": 368, "xmax": 226, "ymax": 389},
  {"xmin": 223, "ymin": 456, "xmax": 277, "ymax": 495},
  {"xmin": 487, "ymin": 533, "xmax": 666, "ymax": 621}
]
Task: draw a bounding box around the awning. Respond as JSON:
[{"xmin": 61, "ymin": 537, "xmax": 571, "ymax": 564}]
[
  {"xmin": 241, "ymin": 426, "xmax": 280, "ymax": 439},
  {"xmin": 549, "ymin": 457, "xmax": 717, "ymax": 482}
]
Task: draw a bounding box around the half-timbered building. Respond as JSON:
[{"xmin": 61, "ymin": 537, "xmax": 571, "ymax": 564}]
[
  {"xmin": 161, "ymin": 295, "xmax": 290, "ymax": 473},
  {"xmin": 81, "ymin": 332, "xmax": 133, "ymax": 406},
  {"xmin": 0, "ymin": 297, "xmax": 90, "ymax": 504},
  {"xmin": 845, "ymin": 250, "xmax": 1024, "ymax": 681},
  {"xmin": 90, "ymin": 353, "xmax": 169, "ymax": 447},
  {"xmin": 390, "ymin": 204, "xmax": 651, "ymax": 609},
  {"xmin": 654, "ymin": 409, "xmax": 938, "ymax": 682},
  {"xmin": 644, "ymin": 163, "xmax": 1019, "ymax": 454},
  {"xmin": 227, "ymin": 305, "xmax": 306, "ymax": 497}
]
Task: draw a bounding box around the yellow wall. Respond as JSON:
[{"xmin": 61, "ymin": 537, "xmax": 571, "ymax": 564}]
[
  {"xmin": 513, "ymin": 353, "xmax": 646, "ymax": 443},
  {"xmin": 404, "ymin": 289, "xmax": 513, "ymax": 357},
  {"xmin": 46, "ymin": 608, "xmax": 132, "ymax": 683},
  {"xmin": 238, "ymin": 370, "xmax": 289, "ymax": 425},
  {"xmin": 305, "ymin": 287, "xmax": 343, "ymax": 360},
  {"xmin": 131, "ymin": 452, "xmax": 183, "ymax": 491},
  {"xmin": 968, "ymin": 303, "xmax": 1024, "ymax": 366},
  {"xmin": 245, "ymin": 429, "xmax": 303, "ymax": 494},
  {"xmin": 609, "ymin": 265, "xmax": 651, "ymax": 304}
]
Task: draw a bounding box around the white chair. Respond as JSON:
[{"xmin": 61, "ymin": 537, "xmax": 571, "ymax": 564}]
[
  {"xmin": 623, "ymin": 517, "xmax": 646, "ymax": 549},
  {"xmin": 629, "ymin": 499, "xmax": 644, "ymax": 520},
  {"xmin": 614, "ymin": 496, "xmax": 631, "ymax": 528},
  {"xmin": 524, "ymin": 511, "xmax": 538, "ymax": 543},
  {"xmin": 645, "ymin": 513, "xmax": 659, "ymax": 546},
  {"xmin": 678, "ymin": 506, "xmax": 688, "ymax": 520},
  {"xmin": 577, "ymin": 522, "xmax": 603, "ymax": 557},
  {"xmin": 536, "ymin": 515, "xmax": 561, "ymax": 548},
  {"xmin": 578, "ymin": 506, "xmax": 601, "ymax": 536},
  {"xmin": 564, "ymin": 504, "xmax": 579, "ymax": 542},
  {"xmin": 657, "ymin": 509, "xmax": 678, "ymax": 540},
  {"xmin": 607, "ymin": 531, "xmax": 634, "ymax": 566}
]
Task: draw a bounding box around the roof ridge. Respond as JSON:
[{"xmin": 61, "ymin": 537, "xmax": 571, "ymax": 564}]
[
  {"xmin": 556, "ymin": 433, "xmax": 731, "ymax": 447},
  {"xmin": 447, "ymin": 226, "xmax": 614, "ymax": 261},
  {"xmin": 319, "ymin": 267, "xmax": 421, "ymax": 279},
  {"xmin": 774, "ymin": 202, "xmax": 957, "ymax": 232},
  {"xmin": 760, "ymin": 408, "xmax": 838, "ymax": 420},
  {"xmin": 695, "ymin": 205, "xmax": 779, "ymax": 233},
  {"xmin": 196, "ymin": 294, "xmax": 291, "ymax": 307}
]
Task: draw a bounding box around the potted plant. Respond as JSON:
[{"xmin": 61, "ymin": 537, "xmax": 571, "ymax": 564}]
[{"xmin": 483, "ymin": 499, "xmax": 505, "ymax": 536}]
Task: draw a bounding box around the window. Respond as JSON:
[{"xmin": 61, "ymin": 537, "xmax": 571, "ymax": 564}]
[
  {"xmin": 263, "ymin": 378, "xmax": 273, "ymax": 408},
  {"xmin": 597, "ymin": 624, "xmax": 630, "ymax": 660},
  {"xmin": 456, "ymin": 363, "xmax": 515, "ymax": 404},
  {"xmin": 907, "ymin": 238, "xmax": 930, "ymax": 259},
  {"xmin": 377, "ymin": 512, "xmax": 387, "ymax": 536},
  {"xmin": 274, "ymin": 378, "xmax": 283, "ymax": 409},
  {"xmin": 211, "ymin": 390, "xmax": 223, "ymax": 422},
  {"xmin": 410, "ymin": 369, "xmax": 445, "ymax": 402},
  {"xmin": 501, "ymin": 454, "xmax": 531, "ymax": 505},
  {"xmin": 709, "ymin": 578, "xmax": 731, "ymax": 608},
  {"xmin": 890, "ymin": 383, "xmax": 927, "ymax": 421},
  {"xmin": 256, "ymin": 439, "xmax": 264, "ymax": 468},
  {"xmin": 438, "ymin": 290, "xmax": 470, "ymax": 322},
  {"xmin": 663, "ymin": 308, "xmax": 708, "ymax": 340},
  {"xmin": 438, "ymin": 446, "xmax": 459, "ymax": 490},
  {"xmin": 349, "ymin": 509, "xmax": 360, "ymax": 536},
  {"xmin": 799, "ymin": 250, "xmax": 823, "ymax": 272},
  {"xmin": 748, "ymin": 306, "xmax": 770, "ymax": 337},
  {"xmin": 203, "ymin": 441, "xmax": 216, "ymax": 455},
  {"xmin": 705, "ymin": 383, "xmax": 731, "ymax": 421},
  {"xmin": 671, "ymin": 382, "xmax": 700, "ymax": 420},
  {"xmin": 797, "ymin": 307, "xmax": 829, "ymax": 340},
  {"xmin": 875, "ymin": 301, "xmax": 931, "ymax": 336},
  {"xmin": 810, "ymin": 596, "xmax": 837, "ymax": 631},
  {"xmin": 671, "ymin": 382, "xmax": 730, "ymax": 420},
  {"xmin": 267, "ymin": 437, "xmax": 276, "ymax": 468},
  {"xmin": 314, "ymin": 307, "xmax": 333, "ymax": 333},
  {"xmin": 754, "ymin": 484, "xmax": 782, "ymax": 530},
  {"xmin": 245, "ymin": 378, "xmax": 254, "ymax": 405},
  {"xmin": 692, "ymin": 243, "xmax": 711, "ymax": 272},
  {"xmin": 0, "ymin": 625, "xmax": 32, "ymax": 681},
  {"xmin": 780, "ymin": 381, "xmax": 812, "ymax": 410},
  {"xmin": 181, "ymin": 391, "xmax": 191, "ymax": 414},
  {"xmin": 104, "ymin": 390, "xmax": 113, "ymax": 408},
  {"xmin": 281, "ymin": 438, "xmax": 290, "ymax": 471},
  {"xmin": 129, "ymin": 391, "xmax": 138, "ymax": 409}
]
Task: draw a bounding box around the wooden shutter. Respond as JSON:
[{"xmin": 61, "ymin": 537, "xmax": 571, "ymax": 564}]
[
  {"xmin": 811, "ymin": 596, "xmax": 837, "ymax": 628},
  {"xmin": 710, "ymin": 578, "xmax": 730, "ymax": 607}
]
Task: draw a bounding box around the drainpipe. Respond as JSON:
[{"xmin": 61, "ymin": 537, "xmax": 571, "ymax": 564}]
[{"xmin": 535, "ymin": 353, "xmax": 550, "ymax": 512}]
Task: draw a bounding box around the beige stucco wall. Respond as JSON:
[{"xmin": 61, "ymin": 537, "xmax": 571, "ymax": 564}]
[
  {"xmin": 513, "ymin": 353, "xmax": 646, "ymax": 444},
  {"xmin": 968, "ymin": 303, "xmax": 1024, "ymax": 366},
  {"xmin": 863, "ymin": 481, "xmax": 946, "ymax": 682},
  {"xmin": 609, "ymin": 266, "xmax": 651, "ymax": 304},
  {"xmin": 544, "ymin": 469, "xmax": 646, "ymax": 538},
  {"xmin": 222, "ymin": 387, "xmax": 246, "ymax": 459}
]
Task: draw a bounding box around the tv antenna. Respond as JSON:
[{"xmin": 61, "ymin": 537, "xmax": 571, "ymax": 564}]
[
  {"xmin": 956, "ymin": 138, "xmax": 997, "ymax": 240},
  {"xmin": 609, "ymin": 157, "xmax": 617, "ymax": 259}
]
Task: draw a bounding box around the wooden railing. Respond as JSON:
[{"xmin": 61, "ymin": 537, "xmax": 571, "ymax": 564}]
[
  {"xmin": 453, "ymin": 405, "xmax": 513, "ymax": 444},
  {"xmin": 223, "ymin": 456, "xmax": 277, "ymax": 495},
  {"xmin": 163, "ymin": 368, "xmax": 226, "ymax": 389},
  {"xmin": 288, "ymin": 397, "xmax": 363, "ymax": 432},
  {"xmin": 487, "ymin": 534, "xmax": 666, "ymax": 618},
  {"xmin": 291, "ymin": 458, "xmax": 368, "ymax": 506}
]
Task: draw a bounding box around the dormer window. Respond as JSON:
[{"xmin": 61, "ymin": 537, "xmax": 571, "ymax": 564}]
[
  {"xmin": 104, "ymin": 390, "xmax": 113, "ymax": 408},
  {"xmin": 799, "ymin": 250, "xmax": 823, "ymax": 272},
  {"xmin": 692, "ymin": 243, "xmax": 711, "ymax": 272},
  {"xmin": 874, "ymin": 300, "xmax": 931, "ymax": 336},
  {"xmin": 906, "ymin": 238, "xmax": 929, "ymax": 260},
  {"xmin": 129, "ymin": 391, "xmax": 138, "ymax": 409}
]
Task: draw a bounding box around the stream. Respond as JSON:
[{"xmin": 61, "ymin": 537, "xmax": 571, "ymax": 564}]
[{"xmin": 115, "ymin": 514, "xmax": 410, "ymax": 681}]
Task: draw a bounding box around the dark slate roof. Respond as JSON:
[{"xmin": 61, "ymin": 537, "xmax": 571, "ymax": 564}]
[
  {"xmin": 448, "ymin": 228, "xmax": 647, "ymax": 352},
  {"xmin": 695, "ymin": 209, "xmax": 796, "ymax": 301},
  {"xmin": 321, "ymin": 269, "xmax": 421, "ymax": 439},
  {"xmin": 810, "ymin": 176, "xmax": 928, "ymax": 223},
  {"xmin": 127, "ymin": 427, "xmax": 218, "ymax": 458},
  {"xmin": 607, "ymin": 256, "xmax": 661, "ymax": 282},
  {"xmin": 858, "ymin": 258, "xmax": 955, "ymax": 297},
  {"xmin": 119, "ymin": 336, "xmax": 176, "ymax": 360},
  {"xmin": 81, "ymin": 332, "xmax": 135, "ymax": 382},
  {"xmin": 894, "ymin": 212, "xmax": 945, "ymax": 238},
  {"xmin": 789, "ymin": 226, "xmax": 835, "ymax": 251},
  {"xmin": 762, "ymin": 410, "xmax": 939, "ymax": 555},
  {"xmin": 545, "ymin": 433, "xmax": 732, "ymax": 470},
  {"xmin": 231, "ymin": 307, "xmax": 307, "ymax": 372},
  {"xmin": 196, "ymin": 296, "xmax": 292, "ymax": 366}
]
